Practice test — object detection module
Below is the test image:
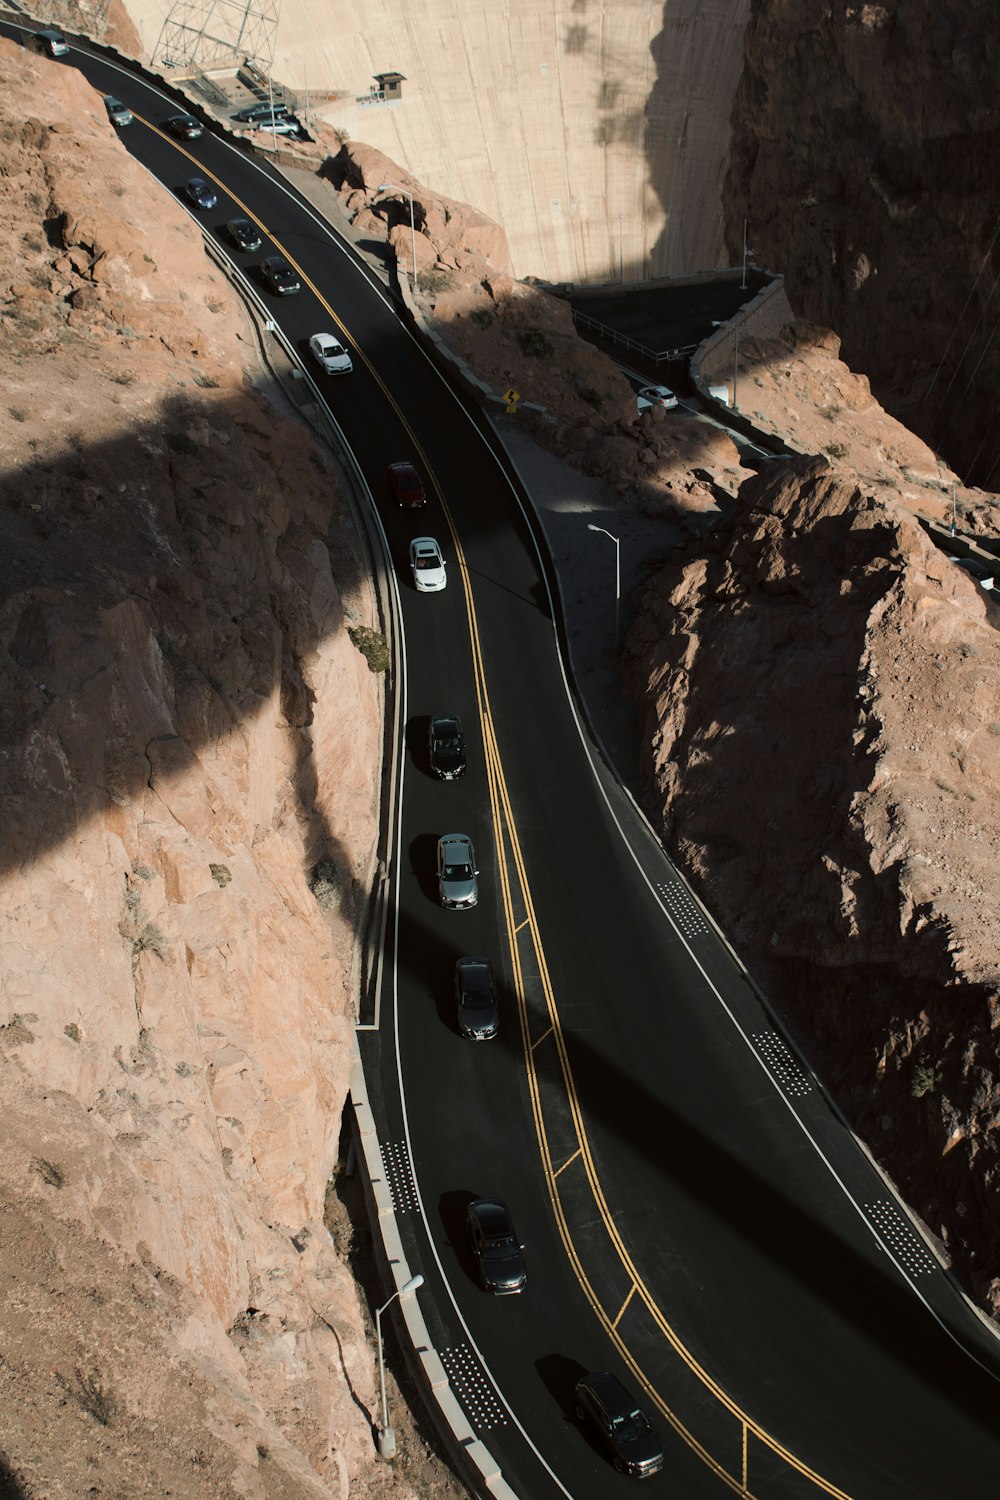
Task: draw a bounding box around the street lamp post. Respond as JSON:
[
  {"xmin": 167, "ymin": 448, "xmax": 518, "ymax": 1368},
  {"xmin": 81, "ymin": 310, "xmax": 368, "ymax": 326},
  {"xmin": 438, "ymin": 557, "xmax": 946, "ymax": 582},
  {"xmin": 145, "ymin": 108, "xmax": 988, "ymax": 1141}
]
[
  {"xmin": 587, "ymin": 524, "xmax": 621, "ymax": 646},
  {"xmin": 375, "ymin": 1273, "xmax": 424, "ymax": 1457},
  {"xmin": 618, "ymin": 212, "xmax": 624, "ymax": 282},
  {"xmin": 740, "ymin": 217, "xmax": 749, "ymax": 290},
  {"xmin": 378, "ymin": 181, "xmax": 419, "ymax": 294}
]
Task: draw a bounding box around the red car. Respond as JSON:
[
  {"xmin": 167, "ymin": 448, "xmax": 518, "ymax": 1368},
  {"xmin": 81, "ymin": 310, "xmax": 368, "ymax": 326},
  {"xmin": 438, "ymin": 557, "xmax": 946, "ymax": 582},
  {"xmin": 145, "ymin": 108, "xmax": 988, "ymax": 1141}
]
[{"xmin": 388, "ymin": 461, "xmax": 426, "ymax": 508}]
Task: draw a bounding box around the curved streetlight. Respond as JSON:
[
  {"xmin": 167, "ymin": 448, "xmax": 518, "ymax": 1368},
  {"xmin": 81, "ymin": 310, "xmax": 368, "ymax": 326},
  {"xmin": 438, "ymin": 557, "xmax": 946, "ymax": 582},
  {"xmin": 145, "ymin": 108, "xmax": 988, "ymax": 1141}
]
[
  {"xmin": 587, "ymin": 523, "xmax": 621, "ymax": 645},
  {"xmin": 377, "ymin": 181, "xmax": 419, "ymax": 294},
  {"xmin": 375, "ymin": 1272, "xmax": 424, "ymax": 1457}
]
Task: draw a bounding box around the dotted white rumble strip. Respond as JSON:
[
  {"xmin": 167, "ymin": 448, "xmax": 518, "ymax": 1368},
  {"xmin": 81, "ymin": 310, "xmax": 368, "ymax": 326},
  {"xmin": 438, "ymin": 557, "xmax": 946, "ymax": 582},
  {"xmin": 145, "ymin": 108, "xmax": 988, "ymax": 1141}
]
[
  {"xmin": 439, "ymin": 1345, "xmax": 508, "ymax": 1432},
  {"xmin": 865, "ymin": 1201, "xmax": 938, "ymax": 1276},
  {"xmin": 379, "ymin": 1140, "xmax": 421, "ymax": 1215},
  {"xmin": 656, "ymin": 881, "xmax": 710, "ymax": 938},
  {"xmin": 753, "ymin": 1032, "xmax": 813, "ymax": 1097}
]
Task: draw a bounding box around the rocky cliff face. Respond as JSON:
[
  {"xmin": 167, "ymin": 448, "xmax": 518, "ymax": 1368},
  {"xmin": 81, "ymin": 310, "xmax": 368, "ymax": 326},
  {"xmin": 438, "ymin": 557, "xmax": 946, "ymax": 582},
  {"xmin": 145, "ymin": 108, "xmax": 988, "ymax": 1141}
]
[
  {"xmin": 627, "ymin": 458, "xmax": 1000, "ymax": 1313},
  {"xmin": 725, "ymin": 0, "xmax": 1000, "ymax": 489},
  {"xmin": 0, "ymin": 41, "xmax": 398, "ymax": 1498}
]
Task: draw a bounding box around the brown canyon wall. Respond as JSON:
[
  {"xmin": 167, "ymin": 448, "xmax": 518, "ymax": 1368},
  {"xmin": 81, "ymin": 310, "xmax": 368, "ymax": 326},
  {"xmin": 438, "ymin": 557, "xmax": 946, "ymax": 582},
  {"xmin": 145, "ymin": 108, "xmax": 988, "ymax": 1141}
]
[
  {"xmin": 0, "ymin": 40, "xmax": 404, "ymax": 1499},
  {"xmin": 724, "ymin": 0, "xmax": 1000, "ymax": 490},
  {"xmin": 627, "ymin": 456, "xmax": 1000, "ymax": 1315}
]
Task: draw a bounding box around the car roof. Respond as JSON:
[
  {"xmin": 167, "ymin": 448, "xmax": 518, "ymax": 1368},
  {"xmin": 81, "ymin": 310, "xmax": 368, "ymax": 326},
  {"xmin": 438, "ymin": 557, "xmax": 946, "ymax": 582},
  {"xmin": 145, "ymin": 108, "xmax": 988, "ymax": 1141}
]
[{"xmin": 576, "ymin": 1370, "xmax": 636, "ymax": 1412}]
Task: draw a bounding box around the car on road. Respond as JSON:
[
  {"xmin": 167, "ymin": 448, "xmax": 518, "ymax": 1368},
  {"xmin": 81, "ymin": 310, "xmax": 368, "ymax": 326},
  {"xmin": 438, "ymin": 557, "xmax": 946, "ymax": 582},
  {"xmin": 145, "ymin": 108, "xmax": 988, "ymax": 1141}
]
[
  {"xmin": 409, "ymin": 536, "xmax": 446, "ymax": 592},
  {"xmin": 34, "ymin": 28, "xmax": 69, "ymax": 56},
  {"xmin": 165, "ymin": 113, "xmax": 203, "ymax": 141},
  {"xmin": 466, "ymin": 1198, "xmax": 526, "ymax": 1290},
  {"xmin": 226, "ymin": 217, "xmax": 263, "ymax": 252},
  {"xmin": 184, "ymin": 176, "xmax": 218, "ymax": 210},
  {"xmin": 437, "ymin": 834, "xmax": 478, "ymax": 910},
  {"xmin": 388, "ymin": 461, "xmax": 426, "ymax": 508},
  {"xmin": 260, "ymin": 256, "xmax": 301, "ymax": 296},
  {"xmin": 455, "ymin": 957, "xmax": 498, "ymax": 1040},
  {"xmin": 637, "ymin": 384, "xmax": 678, "ymax": 412},
  {"xmin": 103, "ymin": 95, "xmax": 133, "ymax": 127},
  {"xmin": 429, "ymin": 715, "xmax": 465, "ymax": 779},
  {"xmin": 309, "ymin": 332, "xmax": 353, "ymax": 374},
  {"xmin": 574, "ymin": 1371, "xmax": 664, "ymax": 1478},
  {"xmin": 232, "ymin": 101, "xmax": 290, "ymax": 122}
]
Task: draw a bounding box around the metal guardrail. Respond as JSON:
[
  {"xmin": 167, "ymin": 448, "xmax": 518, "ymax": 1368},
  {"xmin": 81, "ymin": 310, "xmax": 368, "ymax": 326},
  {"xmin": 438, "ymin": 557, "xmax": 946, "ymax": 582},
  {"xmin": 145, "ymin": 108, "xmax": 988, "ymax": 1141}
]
[{"xmin": 570, "ymin": 307, "xmax": 696, "ymax": 367}]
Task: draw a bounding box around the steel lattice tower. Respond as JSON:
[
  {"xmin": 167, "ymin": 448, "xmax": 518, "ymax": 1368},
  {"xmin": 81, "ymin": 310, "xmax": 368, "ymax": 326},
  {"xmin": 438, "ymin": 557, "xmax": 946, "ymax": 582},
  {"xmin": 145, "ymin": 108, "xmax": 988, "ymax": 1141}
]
[{"xmin": 153, "ymin": 0, "xmax": 280, "ymax": 73}]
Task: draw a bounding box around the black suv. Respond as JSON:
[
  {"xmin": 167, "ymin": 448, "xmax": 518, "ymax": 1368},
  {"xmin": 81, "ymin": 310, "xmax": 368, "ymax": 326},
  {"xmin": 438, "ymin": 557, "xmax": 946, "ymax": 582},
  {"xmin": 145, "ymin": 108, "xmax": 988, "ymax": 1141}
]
[
  {"xmin": 429, "ymin": 715, "xmax": 466, "ymax": 779},
  {"xmin": 574, "ymin": 1371, "xmax": 664, "ymax": 1477},
  {"xmin": 261, "ymin": 256, "xmax": 300, "ymax": 295},
  {"xmin": 232, "ymin": 101, "xmax": 290, "ymax": 122},
  {"xmin": 466, "ymin": 1199, "xmax": 526, "ymax": 1294}
]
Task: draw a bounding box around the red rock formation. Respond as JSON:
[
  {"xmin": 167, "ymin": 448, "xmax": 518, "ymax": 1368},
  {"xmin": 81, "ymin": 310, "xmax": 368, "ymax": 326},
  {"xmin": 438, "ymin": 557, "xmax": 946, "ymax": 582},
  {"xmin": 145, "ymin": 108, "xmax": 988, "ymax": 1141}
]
[
  {"xmin": 628, "ymin": 457, "xmax": 1000, "ymax": 1314},
  {"xmin": 725, "ymin": 0, "xmax": 1000, "ymax": 489}
]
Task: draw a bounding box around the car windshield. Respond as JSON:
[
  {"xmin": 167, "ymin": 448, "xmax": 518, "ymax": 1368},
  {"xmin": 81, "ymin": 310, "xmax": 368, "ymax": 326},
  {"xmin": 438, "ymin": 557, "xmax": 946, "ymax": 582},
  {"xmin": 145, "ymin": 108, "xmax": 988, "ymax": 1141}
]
[
  {"xmin": 445, "ymin": 862, "xmax": 471, "ymax": 880},
  {"xmin": 610, "ymin": 1409, "xmax": 651, "ymax": 1439},
  {"xmin": 434, "ymin": 732, "xmax": 459, "ymax": 751}
]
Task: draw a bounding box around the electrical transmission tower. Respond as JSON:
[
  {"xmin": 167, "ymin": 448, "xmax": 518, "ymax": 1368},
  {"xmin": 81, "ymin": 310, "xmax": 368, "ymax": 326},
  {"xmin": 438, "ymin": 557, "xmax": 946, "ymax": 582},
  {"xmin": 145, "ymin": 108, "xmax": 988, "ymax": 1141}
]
[{"xmin": 153, "ymin": 0, "xmax": 280, "ymax": 73}]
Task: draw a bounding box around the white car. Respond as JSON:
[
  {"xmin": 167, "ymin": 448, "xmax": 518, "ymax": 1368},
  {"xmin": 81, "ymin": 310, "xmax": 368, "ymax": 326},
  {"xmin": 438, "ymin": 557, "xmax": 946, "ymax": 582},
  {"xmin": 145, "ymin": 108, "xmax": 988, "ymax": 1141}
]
[
  {"xmin": 309, "ymin": 332, "xmax": 353, "ymax": 375},
  {"xmin": 637, "ymin": 384, "xmax": 678, "ymax": 412},
  {"xmin": 409, "ymin": 537, "xmax": 447, "ymax": 592}
]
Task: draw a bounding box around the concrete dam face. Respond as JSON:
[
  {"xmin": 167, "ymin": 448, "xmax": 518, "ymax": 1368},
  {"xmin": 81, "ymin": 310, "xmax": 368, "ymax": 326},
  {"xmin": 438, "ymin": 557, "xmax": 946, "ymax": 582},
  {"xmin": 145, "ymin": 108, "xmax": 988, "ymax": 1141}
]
[{"xmin": 132, "ymin": 0, "xmax": 751, "ymax": 284}]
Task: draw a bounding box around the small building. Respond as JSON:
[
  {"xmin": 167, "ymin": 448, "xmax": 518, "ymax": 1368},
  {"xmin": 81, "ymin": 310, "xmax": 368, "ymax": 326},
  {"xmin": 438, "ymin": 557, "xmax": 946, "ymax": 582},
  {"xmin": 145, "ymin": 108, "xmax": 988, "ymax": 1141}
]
[{"xmin": 373, "ymin": 71, "xmax": 405, "ymax": 101}]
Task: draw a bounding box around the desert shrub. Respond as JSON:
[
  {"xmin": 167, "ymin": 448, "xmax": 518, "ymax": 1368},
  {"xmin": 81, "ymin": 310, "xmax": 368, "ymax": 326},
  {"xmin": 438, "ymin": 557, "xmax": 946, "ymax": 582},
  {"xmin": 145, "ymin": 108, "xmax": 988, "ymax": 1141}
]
[
  {"xmin": 63, "ymin": 1023, "xmax": 81, "ymax": 1042},
  {"xmin": 118, "ymin": 895, "xmax": 168, "ymax": 961},
  {"xmin": 470, "ymin": 307, "xmax": 493, "ymax": 329},
  {"xmin": 310, "ymin": 858, "xmax": 341, "ymax": 913},
  {"xmin": 33, "ymin": 1158, "xmax": 64, "ymax": 1187},
  {"xmin": 517, "ymin": 326, "xmax": 553, "ymax": 358},
  {"xmin": 168, "ymin": 432, "xmax": 198, "ymax": 456},
  {"xmin": 579, "ymin": 387, "xmax": 603, "ymax": 410},
  {"xmin": 348, "ymin": 624, "xmax": 390, "ymax": 673},
  {"xmin": 824, "ymin": 441, "xmax": 848, "ymax": 459},
  {"xmin": 210, "ymin": 863, "xmax": 232, "ymax": 887}
]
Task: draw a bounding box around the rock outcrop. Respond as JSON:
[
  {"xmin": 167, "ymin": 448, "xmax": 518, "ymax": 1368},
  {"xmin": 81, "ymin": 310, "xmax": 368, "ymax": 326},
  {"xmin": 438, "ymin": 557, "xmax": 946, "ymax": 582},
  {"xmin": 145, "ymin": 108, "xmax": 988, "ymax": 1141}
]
[
  {"xmin": 0, "ymin": 40, "xmax": 399, "ymax": 1498},
  {"xmin": 627, "ymin": 457, "xmax": 1000, "ymax": 1312},
  {"xmin": 725, "ymin": 0, "xmax": 1000, "ymax": 489}
]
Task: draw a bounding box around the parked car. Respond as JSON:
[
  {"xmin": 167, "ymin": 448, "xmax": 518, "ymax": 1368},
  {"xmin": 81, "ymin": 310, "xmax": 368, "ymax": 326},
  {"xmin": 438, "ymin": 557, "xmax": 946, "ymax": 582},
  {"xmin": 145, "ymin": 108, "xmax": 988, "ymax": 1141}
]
[
  {"xmin": 409, "ymin": 536, "xmax": 446, "ymax": 592},
  {"xmin": 428, "ymin": 715, "xmax": 465, "ymax": 779},
  {"xmin": 388, "ymin": 461, "xmax": 426, "ymax": 508},
  {"xmin": 254, "ymin": 117, "xmax": 302, "ymax": 137},
  {"xmin": 574, "ymin": 1371, "xmax": 664, "ymax": 1478},
  {"xmin": 437, "ymin": 834, "xmax": 478, "ymax": 910},
  {"xmin": 309, "ymin": 332, "xmax": 353, "ymax": 374},
  {"xmin": 260, "ymin": 256, "xmax": 301, "ymax": 295},
  {"xmin": 34, "ymin": 28, "xmax": 68, "ymax": 56},
  {"xmin": 637, "ymin": 384, "xmax": 678, "ymax": 412},
  {"xmin": 184, "ymin": 176, "xmax": 218, "ymax": 210},
  {"xmin": 455, "ymin": 958, "xmax": 498, "ymax": 1041},
  {"xmin": 232, "ymin": 101, "xmax": 290, "ymax": 122},
  {"xmin": 466, "ymin": 1199, "xmax": 526, "ymax": 1290},
  {"xmin": 165, "ymin": 113, "xmax": 203, "ymax": 141},
  {"xmin": 103, "ymin": 95, "xmax": 133, "ymax": 127},
  {"xmin": 226, "ymin": 217, "xmax": 263, "ymax": 252}
]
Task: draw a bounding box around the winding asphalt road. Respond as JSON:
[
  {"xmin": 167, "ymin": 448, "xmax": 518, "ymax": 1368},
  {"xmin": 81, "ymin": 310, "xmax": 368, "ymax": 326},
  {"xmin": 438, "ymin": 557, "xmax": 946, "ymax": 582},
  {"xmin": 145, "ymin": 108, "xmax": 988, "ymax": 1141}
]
[{"xmin": 13, "ymin": 28, "xmax": 1000, "ymax": 1498}]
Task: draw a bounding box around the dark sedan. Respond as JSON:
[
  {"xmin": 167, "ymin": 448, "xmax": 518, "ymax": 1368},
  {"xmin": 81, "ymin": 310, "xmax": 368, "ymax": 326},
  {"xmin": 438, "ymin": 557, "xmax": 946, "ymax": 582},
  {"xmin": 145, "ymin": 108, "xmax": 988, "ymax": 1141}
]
[
  {"xmin": 184, "ymin": 176, "xmax": 218, "ymax": 210},
  {"xmin": 388, "ymin": 460, "xmax": 426, "ymax": 508},
  {"xmin": 428, "ymin": 715, "xmax": 465, "ymax": 779},
  {"xmin": 165, "ymin": 113, "xmax": 203, "ymax": 141},
  {"xmin": 260, "ymin": 256, "xmax": 301, "ymax": 296},
  {"xmin": 455, "ymin": 955, "xmax": 497, "ymax": 1039},
  {"xmin": 226, "ymin": 217, "xmax": 263, "ymax": 252},
  {"xmin": 466, "ymin": 1199, "xmax": 526, "ymax": 1294}
]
